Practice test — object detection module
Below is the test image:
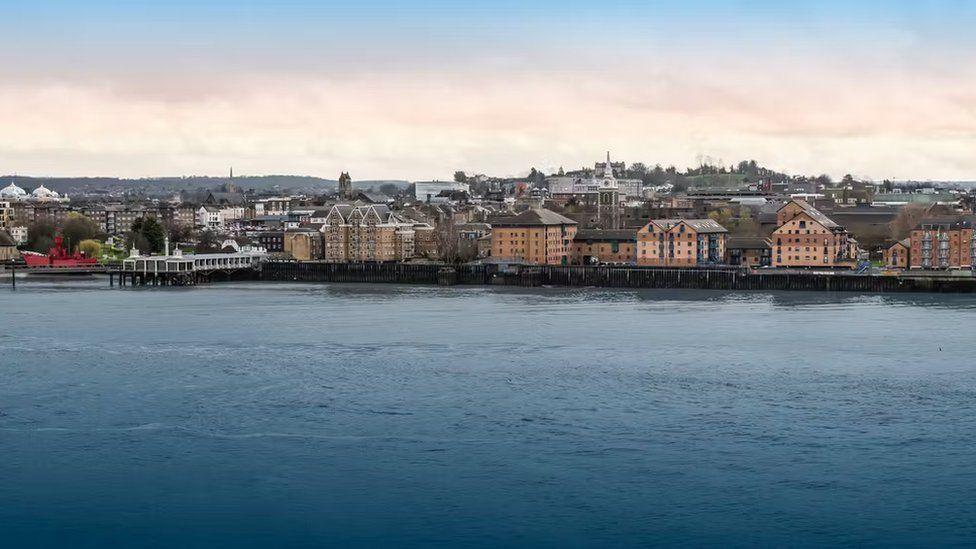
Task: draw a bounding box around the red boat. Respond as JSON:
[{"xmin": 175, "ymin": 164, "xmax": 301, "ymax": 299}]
[{"xmin": 21, "ymin": 236, "xmax": 100, "ymax": 268}]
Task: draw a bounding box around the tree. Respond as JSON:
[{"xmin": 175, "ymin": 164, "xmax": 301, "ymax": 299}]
[
  {"xmin": 708, "ymin": 209, "xmax": 731, "ymax": 227},
  {"xmin": 62, "ymin": 213, "xmax": 102, "ymax": 252},
  {"xmin": 453, "ymin": 171, "xmax": 468, "ymax": 183},
  {"xmin": 436, "ymin": 217, "xmax": 460, "ymax": 263},
  {"xmin": 140, "ymin": 218, "xmax": 166, "ymax": 253},
  {"xmin": 78, "ymin": 239, "xmax": 101, "ymax": 259},
  {"xmin": 195, "ymin": 230, "xmax": 221, "ymax": 253},
  {"xmin": 379, "ymin": 183, "xmax": 400, "ymax": 196},
  {"xmin": 25, "ymin": 221, "xmax": 57, "ymax": 252},
  {"xmin": 889, "ymin": 204, "xmax": 930, "ymax": 240},
  {"xmin": 126, "ymin": 232, "xmax": 151, "ymax": 255},
  {"xmin": 165, "ymin": 220, "xmax": 195, "ymax": 244},
  {"xmin": 126, "ymin": 217, "xmax": 165, "ymax": 254}
]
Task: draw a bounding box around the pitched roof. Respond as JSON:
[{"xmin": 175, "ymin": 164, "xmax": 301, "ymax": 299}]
[
  {"xmin": 491, "ymin": 208, "xmax": 577, "ymax": 227},
  {"xmin": 0, "ymin": 230, "xmax": 16, "ymax": 246},
  {"xmin": 915, "ymin": 215, "xmax": 976, "ymax": 229},
  {"xmin": 648, "ymin": 218, "xmax": 728, "ymax": 234},
  {"xmin": 206, "ymin": 191, "xmax": 245, "ymax": 205},
  {"xmin": 574, "ymin": 229, "xmax": 637, "ymax": 241},
  {"xmin": 727, "ymin": 236, "xmax": 771, "ymax": 250},
  {"xmin": 356, "ymin": 191, "xmax": 391, "ymax": 204},
  {"xmin": 781, "ymin": 199, "xmax": 841, "ymax": 229}
]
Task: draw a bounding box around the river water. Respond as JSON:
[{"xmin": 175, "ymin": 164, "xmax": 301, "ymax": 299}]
[{"xmin": 2, "ymin": 279, "xmax": 975, "ymax": 547}]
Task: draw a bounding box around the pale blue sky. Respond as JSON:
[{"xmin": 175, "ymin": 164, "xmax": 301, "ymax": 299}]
[{"xmin": 1, "ymin": 1, "xmax": 974, "ymax": 179}]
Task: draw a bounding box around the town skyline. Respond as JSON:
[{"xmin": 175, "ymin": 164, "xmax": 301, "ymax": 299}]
[{"xmin": 3, "ymin": 1, "xmax": 975, "ymax": 181}]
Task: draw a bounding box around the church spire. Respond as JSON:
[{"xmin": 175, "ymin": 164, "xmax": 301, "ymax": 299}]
[{"xmin": 603, "ymin": 151, "xmax": 615, "ymax": 179}]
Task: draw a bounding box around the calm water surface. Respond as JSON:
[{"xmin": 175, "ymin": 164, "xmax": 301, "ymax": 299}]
[{"xmin": 2, "ymin": 279, "xmax": 976, "ymax": 547}]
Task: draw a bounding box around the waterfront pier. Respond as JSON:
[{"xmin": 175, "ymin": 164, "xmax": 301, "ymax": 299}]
[
  {"xmin": 260, "ymin": 261, "xmax": 976, "ymax": 294},
  {"xmin": 117, "ymin": 249, "xmax": 265, "ymax": 287}
]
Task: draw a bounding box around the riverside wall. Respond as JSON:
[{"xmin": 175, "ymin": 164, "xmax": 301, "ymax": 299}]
[{"xmin": 259, "ymin": 261, "xmax": 976, "ymax": 293}]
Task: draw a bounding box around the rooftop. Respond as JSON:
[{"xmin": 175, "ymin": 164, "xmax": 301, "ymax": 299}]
[
  {"xmin": 727, "ymin": 236, "xmax": 772, "ymax": 250},
  {"xmin": 574, "ymin": 229, "xmax": 637, "ymax": 241},
  {"xmin": 649, "ymin": 218, "xmax": 728, "ymax": 234},
  {"xmin": 491, "ymin": 208, "xmax": 578, "ymax": 227}
]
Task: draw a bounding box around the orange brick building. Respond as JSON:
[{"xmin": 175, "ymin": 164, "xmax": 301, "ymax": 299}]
[
  {"xmin": 909, "ymin": 216, "xmax": 976, "ymax": 269},
  {"xmin": 571, "ymin": 229, "xmax": 636, "ymax": 265},
  {"xmin": 636, "ymin": 219, "xmax": 728, "ymax": 267},
  {"xmin": 726, "ymin": 236, "xmax": 772, "ymax": 267},
  {"xmin": 490, "ymin": 208, "xmax": 577, "ymax": 265},
  {"xmin": 771, "ymin": 200, "xmax": 856, "ymax": 268},
  {"xmin": 883, "ymin": 238, "xmax": 910, "ymax": 269}
]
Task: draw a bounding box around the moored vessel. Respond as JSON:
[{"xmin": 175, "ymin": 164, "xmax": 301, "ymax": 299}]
[{"xmin": 20, "ymin": 236, "xmax": 99, "ymax": 269}]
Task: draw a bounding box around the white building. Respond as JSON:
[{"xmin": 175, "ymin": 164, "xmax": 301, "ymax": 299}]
[
  {"xmin": 547, "ymin": 154, "xmax": 643, "ymax": 200},
  {"xmin": 414, "ymin": 181, "xmax": 470, "ymax": 203},
  {"xmin": 197, "ymin": 205, "xmax": 245, "ymax": 228},
  {"xmin": 9, "ymin": 225, "xmax": 28, "ymax": 244},
  {"xmin": 0, "ymin": 182, "xmax": 28, "ymax": 200},
  {"xmin": 198, "ymin": 206, "xmax": 221, "ymax": 228}
]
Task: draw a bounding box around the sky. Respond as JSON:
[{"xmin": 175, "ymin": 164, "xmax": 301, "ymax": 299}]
[{"xmin": 1, "ymin": 0, "xmax": 975, "ymax": 180}]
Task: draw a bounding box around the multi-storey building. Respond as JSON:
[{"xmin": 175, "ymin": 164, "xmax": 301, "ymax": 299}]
[
  {"xmin": 86, "ymin": 205, "xmax": 147, "ymax": 236},
  {"xmin": 254, "ymin": 196, "xmax": 307, "ymax": 217},
  {"xmin": 771, "ymin": 200, "xmax": 856, "ymax": 268},
  {"xmin": 254, "ymin": 230, "xmax": 285, "ymax": 254},
  {"xmin": 490, "ymin": 208, "xmax": 577, "ymax": 265},
  {"xmin": 414, "ymin": 181, "xmax": 470, "ymax": 204},
  {"xmin": 318, "ymin": 204, "xmax": 424, "ymax": 262},
  {"xmin": 909, "ymin": 216, "xmax": 976, "ymax": 269},
  {"xmin": 414, "ymin": 225, "xmax": 438, "ymax": 259},
  {"xmin": 17, "ymin": 202, "xmax": 69, "ymax": 227},
  {"xmin": 158, "ymin": 205, "xmax": 197, "ymax": 228},
  {"xmin": 636, "ymin": 218, "xmax": 728, "ymax": 267},
  {"xmin": 198, "ymin": 206, "xmax": 222, "ymax": 228},
  {"xmin": 547, "ymin": 154, "xmax": 644, "ymax": 203},
  {"xmin": 572, "ymin": 229, "xmax": 636, "ymax": 265},
  {"xmin": 0, "ymin": 200, "xmax": 11, "ymax": 231}
]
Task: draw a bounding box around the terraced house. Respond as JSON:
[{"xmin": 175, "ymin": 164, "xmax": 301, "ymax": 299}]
[
  {"xmin": 636, "ymin": 219, "xmax": 728, "ymax": 267},
  {"xmin": 771, "ymin": 200, "xmax": 856, "ymax": 268},
  {"xmin": 316, "ymin": 204, "xmax": 426, "ymax": 262},
  {"xmin": 909, "ymin": 216, "xmax": 976, "ymax": 269}
]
